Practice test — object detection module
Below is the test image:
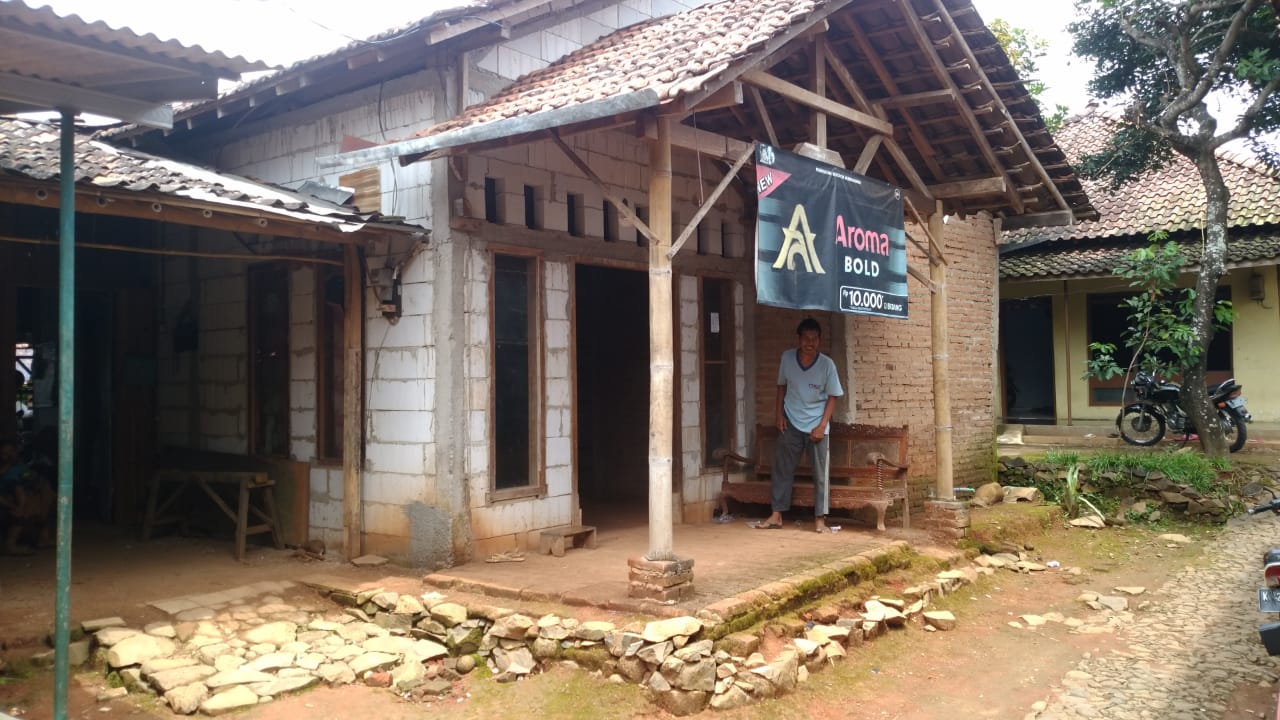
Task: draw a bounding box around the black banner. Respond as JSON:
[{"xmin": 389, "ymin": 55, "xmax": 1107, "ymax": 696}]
[{"xmin": 754, "ymin": 144, "xmax": 908, "ymax": 320}]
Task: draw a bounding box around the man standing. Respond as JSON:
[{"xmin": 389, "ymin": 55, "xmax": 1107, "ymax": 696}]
[{"xmin": 753, "ymin": 317, "xmax": 844, "ymax": 532}]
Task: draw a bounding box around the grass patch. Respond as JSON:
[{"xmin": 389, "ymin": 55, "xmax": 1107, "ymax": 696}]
[{"xmin": 1044, "ymin": 448, "xmax": 1228, "ymax": 494}]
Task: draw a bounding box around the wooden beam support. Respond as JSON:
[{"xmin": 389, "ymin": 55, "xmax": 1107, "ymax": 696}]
[
  {"xmin": 667, "ymin": 143, "xmax": 754, "ymax": 259},
  {"xmin": 929, "ymin": 176, "xmax": 1006, "ymax": 199},
  {"xmin": 928, "ymin": 201, "xmax": 953, "ymax": 499},
  {"xmin": 548, "ymin": 130, "xmax": 658, "ymax": 245},
  {"xmin": 811, "ymin": 35, "xmax": 828, "ymax": 149},
  {"xmin": 741, "ymin": 70, "xmax": 894, "ymax": 137},
  {"xmin": 684, "ymin": 81, "xmax": 743, "ymax": 113},
  {"xmin": 999, "ymin": 209, "xmax": 1076, "ymax": 231},
  {"xmin": 894, "ymin": 3, "xmax": 1024, "ymax": 214},
  {"xmin": 342, "ymin": 243, "xmax": 364, "ymax": 559},
  {"xmin": 904, "ymin": 196, "xmax": 947, "ymax": 265},
  {"xmin": 747, "ymin": 85, "xmax": 779, "ymax": 147},
  {"xmin": 874, "ymin": 88, "xmax": 958, "ymax": 109},
  {"xmin": 645, "ymin": 116, "xmax": 676, "ymax": 563},
  {"xmin": 853, "ymin": 135, "xmax": 883, "ymax": 175},
  {"xmin": 642, "ymin": 120, "xmax": 753, "ymax": 162},
  {"xmin": 924, "ymin": 0, "xmax": 1071, "ymax": 213},
  {"xmin": 906, "ymin": 262, "xmax": 937, "ymax": 293}
]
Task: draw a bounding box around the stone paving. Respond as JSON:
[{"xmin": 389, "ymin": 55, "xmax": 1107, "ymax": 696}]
[{"xmin": 1031, "ymin": 518, "xmax": 1280, "ymax": 719}]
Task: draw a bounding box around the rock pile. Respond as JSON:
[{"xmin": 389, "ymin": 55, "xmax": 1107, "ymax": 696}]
[
  {"xmin": 81, "ymin": 568, "xmax": 977, "ymax": 716},
  {"xmin": 993, "ymin": 456, "xmax": 1255, "ymax": 522}
]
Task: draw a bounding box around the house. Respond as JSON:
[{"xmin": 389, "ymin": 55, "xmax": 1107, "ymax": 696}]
[
  {"xmin": 64, "ymin": 0, "xmax": 1094, "ymax": 570},
  {"xmin": 999, "ymin": 106, "xmax": 1280, "ymax": 426}
]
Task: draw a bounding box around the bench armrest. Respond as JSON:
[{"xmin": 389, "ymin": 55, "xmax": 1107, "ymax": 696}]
[{"xmin": 714, "ymin": 448, "xmax": 757, "ymax": 486}]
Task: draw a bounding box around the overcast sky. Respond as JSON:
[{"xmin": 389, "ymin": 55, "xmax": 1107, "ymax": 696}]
[{"xmin": 19, "ymin": 0, "xmax": 1097, "ymax": 114}]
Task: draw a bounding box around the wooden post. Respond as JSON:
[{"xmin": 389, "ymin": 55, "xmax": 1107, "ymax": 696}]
[
  {"xmin": 811, "ymin": 35, "xmax": 827, "ymax": 149},
  {"xmin": 0, "ymin": 276, "xmax": 15, "ymax": 441},
  {"xmin": 342, "ymin": 243, "xmax": 364, "ymax": 559},
  {"xmin": 928, "ymin": 203, "xmax": 953, "ymax": 499},
  {"xmin": 647, "ymin": 117, "xmax": 675, "ymax": 561}
]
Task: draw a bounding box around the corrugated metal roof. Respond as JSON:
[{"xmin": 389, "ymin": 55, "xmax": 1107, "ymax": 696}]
[
  {"xmin": 0, "ymin": 116, "xmax": 418, "ymax": 235},
  {"xmin": 1, "ymin": 1, "xmax": 271, "ymax": 77}
]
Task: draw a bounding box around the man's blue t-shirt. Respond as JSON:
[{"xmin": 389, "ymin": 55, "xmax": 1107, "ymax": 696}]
[{"xmin": 777, "ymin": 349, "xmax": 844, "ymax": 433}]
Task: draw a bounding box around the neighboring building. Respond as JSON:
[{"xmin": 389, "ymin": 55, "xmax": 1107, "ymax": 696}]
[
  {"xmin": 999, "ymin": 106, "xmax": 1280, "ymax": 425},
  {"xmin": 69, "ymin": 0, "xmax": 1092, "ymax": 566}
]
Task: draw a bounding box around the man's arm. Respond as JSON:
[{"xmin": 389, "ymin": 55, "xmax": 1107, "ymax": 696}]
[
  {"xmin": 775, "ymin": 384, "xmax": 788, "ymax": 432},
  {"xmin": 811, "ymin": 394, "xmax": 838, "ymax": 441}
]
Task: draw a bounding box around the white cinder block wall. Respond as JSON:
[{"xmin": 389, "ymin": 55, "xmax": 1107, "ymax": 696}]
[{"xmin": 168, "ymin": 0, "xmax": 722, "ymax": 564}]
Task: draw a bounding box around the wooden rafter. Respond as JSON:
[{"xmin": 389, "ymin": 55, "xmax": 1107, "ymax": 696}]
[
  {"xmin": 833, "ymin": 21, "xmax": 947, "ymax": 185},
  {"xmin": 667, "ymin": 143, "xmax": 754, "ymax": 259},
  {"xmin": 854, "ymin": 135, "xmax": 883, "ymax": 174},
  {"xmin": 747, "ymin": 85, "xmax": 780, "ymax": 146},
  {"xmin": 741, "ymin": 69, "xmax": 893, "ymax": 136},
  {"xmin": 894, "ymin": 3, "xmax": 1025, "ymax": 214},
  {"xmin": 929, "ymin": 176, "xmax": 1006, "ymax": 198},
  {"xmin": 923, "ymin": 0, "xmax": 1070, "ymax": 213},
  {"xmin": 548, "ymin": 129, "xmax": 658, "ymax": 245}
]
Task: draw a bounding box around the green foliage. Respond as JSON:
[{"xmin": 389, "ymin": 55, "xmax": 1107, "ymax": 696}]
[
  {"xmin": 1083, "ymin": 233, "xmax": 1236, "ymax": 384},
  {"xmin": 1070, "ymin": 0, "xmax": 1280, "ymax": 184},
  {"xmin": 1047, "ymin": 448, "xmax": 1229, "ymax": 494},
  {"xmin": 990, "ymin": 18, "xmax": 1070, "ymax": 132}
]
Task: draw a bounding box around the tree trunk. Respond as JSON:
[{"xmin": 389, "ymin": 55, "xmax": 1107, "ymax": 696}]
[{"xmin": 1186, "ymin": 152, "xmax": 1231, "ymax": 457}]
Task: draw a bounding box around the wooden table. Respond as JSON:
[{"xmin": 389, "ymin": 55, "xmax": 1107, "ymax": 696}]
[{"xmin": 142, "ymin": 467, "xmax": 284, "ymax": 561}]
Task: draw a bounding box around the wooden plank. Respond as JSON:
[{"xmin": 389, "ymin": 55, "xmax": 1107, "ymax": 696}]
[
  {"xmin": 747, "ymin": 85, "xmax": 779, "ymax": 147},
  {"xmin": 875, "ymin": 88, "xmax": 957, "ymax": 109},
  {"xmin": 741, "ymin": 70, "xmax": 894, "ymax": 136},
  {"xmin": 929, "ymin": 176, "xmax": 1006, "ymax": 198},
  {"xmin": 999, "ymin": 209, "xmax": 1075, "ymax": 230},
  {"xmin": 643, "ymin": 121, "xmax": 753, "ymax": 162},
  {"xmin": 928, "ymin": 203, "xmax": 953, "ymax": 499},
  {"xmin": 906, "ymin": 262, "xmax": 937, "ymax": 293},
  {"xmin": 342, "ymin": 244, "xmax": 364, "ymax": 559},
  {"xmin": 811, "ymin": 35, "xmax": 827, "ymax": 148},
  {"xmin": 684, "ymin": 81, "xmax": 742, "ymax": 112},
  {"xmin": 854, "ymin": 135, "xmax": 883, "ymax": 175},
  {"xmin": 668, "ymin": 144, "xmax": 754, "ymax": 259}
]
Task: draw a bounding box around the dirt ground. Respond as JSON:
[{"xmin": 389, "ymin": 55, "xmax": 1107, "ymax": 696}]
[{"xmin": 2, "ymin": 504, "xmax": 1276, "ymax": 719}]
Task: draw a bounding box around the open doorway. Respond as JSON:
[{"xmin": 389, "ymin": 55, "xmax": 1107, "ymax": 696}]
[
  {"xmin": 1000, "ymin": 296, "xmax": 1056, "ymax": 424},
  {"xmin": 575, "ymin": 265, "xmax": 648, "ymax": 527}
]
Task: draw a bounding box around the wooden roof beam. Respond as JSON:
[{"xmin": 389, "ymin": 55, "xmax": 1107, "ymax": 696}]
[
  {"xmin": 929, "ymin": 176, "xmax": 1006, "ymax": 198},
  {"xmin": 874, "ymin": 88, "xmax": 957, "ymax": 110},
  {"xmin": 896, "ymin": 0, "xmax": 1023, "ymax": 214},
  {"xmin": 838, "ymin": 16, "xmax": 945, "ymax": 181},
  {"xmin": 740, "ymin": 69, "xmax": 893, "ymax": 137},
  {"xmin": 923, "ymin": 0, "xmax": 1070, "ymax": 213}
]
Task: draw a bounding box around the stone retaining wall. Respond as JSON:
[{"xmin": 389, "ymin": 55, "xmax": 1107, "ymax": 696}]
[{"xmin": 69, "ymin": 542, "xmax": 982, "ymax": 715}]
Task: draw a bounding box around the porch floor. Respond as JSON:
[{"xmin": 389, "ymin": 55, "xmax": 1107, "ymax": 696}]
[{"xmin": 0, "ymin": 514, "xmax": 930, "ymax": 649}]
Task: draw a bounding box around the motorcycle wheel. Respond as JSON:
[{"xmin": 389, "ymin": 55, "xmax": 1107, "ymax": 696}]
[
  {"xmin": 1222, "ymin": 410, "xmax": 1247, "ymax": 453},
  {"xmin": 1117, "ymin": 406, "xmax": 1166, "ymax": 446}
]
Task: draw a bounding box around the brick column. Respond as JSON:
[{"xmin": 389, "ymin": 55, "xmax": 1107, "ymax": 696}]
[{"xmin": 923, "ymin": 499, "xmax": 969, "ymax": 542}]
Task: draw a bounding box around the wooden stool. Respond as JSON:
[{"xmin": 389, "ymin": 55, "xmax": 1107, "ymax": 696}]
[{"xmin": 538, "ymin": 525, "xmax": 597, "ymax": 557}]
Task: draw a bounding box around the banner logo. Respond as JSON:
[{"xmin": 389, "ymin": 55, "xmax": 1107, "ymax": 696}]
[
  {"xmin": 754, "ymin": 144, "xmax": 908, "ymax": 320},
  {"xmin": 771, "ymin": 204, "xmax": 825, "ymax": 274}
]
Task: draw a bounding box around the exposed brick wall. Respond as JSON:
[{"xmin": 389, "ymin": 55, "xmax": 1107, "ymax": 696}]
[{"xmin": 751, "ymin": 214, "xmax": 997, "ymax": 514}]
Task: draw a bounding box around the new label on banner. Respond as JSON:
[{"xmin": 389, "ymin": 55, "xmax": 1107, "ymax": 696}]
[{"xmin": 754, "ymin": 144, "xmax": 908, "ymax": 320}]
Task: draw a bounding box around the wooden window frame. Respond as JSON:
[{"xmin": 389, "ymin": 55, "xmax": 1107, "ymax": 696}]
[
  {"xmin": 488, "ymin": 247, "xmax": 546, "ymax": 503},
  {"xmin": 699, "ymin": 275, "xmax": 736, "ymax": 470}
]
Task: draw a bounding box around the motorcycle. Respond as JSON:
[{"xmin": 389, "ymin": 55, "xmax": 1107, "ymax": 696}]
[
  {"xmin": 1115, "ymin": 371, "xmax": 1252, "ymax": 452},
  {"xmin": 1249, "ymin": 498, "xmax": 1280, "ymax": 663}
]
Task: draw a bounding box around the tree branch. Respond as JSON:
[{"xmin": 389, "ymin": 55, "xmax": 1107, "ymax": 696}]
[{"xmin": 1215, "ymin": 72, "xmax": 1280, "ymax": 146}]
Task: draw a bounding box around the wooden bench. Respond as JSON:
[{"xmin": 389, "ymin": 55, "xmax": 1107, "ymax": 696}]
[
  {"xmin": 539, "ymin": 525, "xmax": 597, "ymax": 557},
  {"xmin": 718, "ymin": 422, "xmax": 910, "ymax": 531}
]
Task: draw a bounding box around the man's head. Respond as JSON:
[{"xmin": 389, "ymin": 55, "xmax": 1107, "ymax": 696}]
[
  {"xmin": 796, "ymin": 317, "xmax": 822, "ymax": 357},
  {"xmin": 0, "ymin": 439, "xmax": 18, "ymax": 464}
]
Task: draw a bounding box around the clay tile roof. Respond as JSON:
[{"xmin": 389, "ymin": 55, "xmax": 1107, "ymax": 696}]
[
  {"xmin": 0, "ymin": 117, "xmax": 411, "ymax": 233},
  {"xmin": 1000, "ymin": 107, "xmax": 1280, "ymax": 279},
  {"xmin": 412, "ymin": 0, "xmax": 822, "ymax": 139}
]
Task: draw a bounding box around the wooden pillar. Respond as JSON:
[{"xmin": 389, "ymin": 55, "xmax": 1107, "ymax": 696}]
[
  {"xmin": 929, "ymin": 204, "xmax": 953, "ymax": 498},
  {"xmin": 811, "ymin": 35, "xmax": 828, "ymax": 148},
  {"xmin": 0, "ymin": 275, "xmax": 15, "ymax": 441},
  {"xmin": 646, "ymin": 117, "xmax": 675, "ymax": 561},
  {"xmin": 342, "ymin": 243, "xmax": 364, "ymax": 559}
]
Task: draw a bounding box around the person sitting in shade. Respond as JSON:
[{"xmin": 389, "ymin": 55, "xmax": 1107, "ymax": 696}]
[{"xmin": 751, "ymin": 317, "xmax": 845, "ymax": 533}]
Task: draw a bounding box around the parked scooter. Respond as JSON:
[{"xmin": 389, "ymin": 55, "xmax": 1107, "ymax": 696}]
[
  {"xmin": 1249, "ymin": 498, "xmax": 1280, "ymax": 663},
  {"xmin": 1115, "ymin": 371, "xmax": 1252, "ymax": 452}
]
